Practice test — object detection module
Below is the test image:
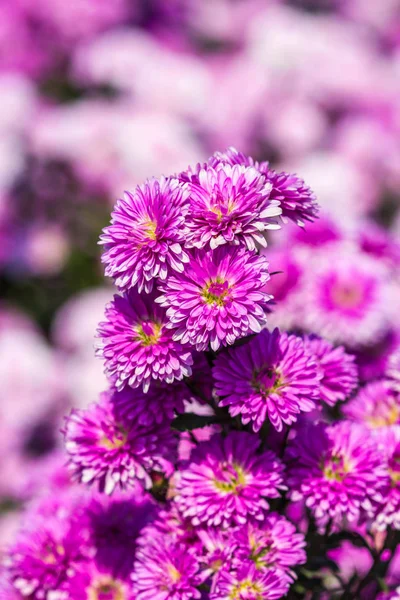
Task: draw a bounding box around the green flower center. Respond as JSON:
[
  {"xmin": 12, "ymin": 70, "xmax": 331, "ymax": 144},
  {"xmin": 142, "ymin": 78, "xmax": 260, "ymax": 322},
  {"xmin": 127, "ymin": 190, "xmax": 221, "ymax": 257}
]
[
  {"xmin": 322, "ymin": 454, "xmax": 350, "ymax": 482},
  {"xmin": 213, "ymin": 462, "xmax": 247, "ymax": 494},
  {"xmin": 134, "ymin": 321, "xmax": 162, "ymax": 346},
  {"xmin": 202, "ymin": 278, "xmax": 230, "ymax": 306}
]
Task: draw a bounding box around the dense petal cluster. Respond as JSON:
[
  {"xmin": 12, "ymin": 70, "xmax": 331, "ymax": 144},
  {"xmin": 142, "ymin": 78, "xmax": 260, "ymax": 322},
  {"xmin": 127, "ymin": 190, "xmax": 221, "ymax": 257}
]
[
  {"xmin": 97, "ymin": 289, "xmax": 193, "ymax": 391},
  {"xmin": 343, "ymin": 380, "xmax": 400, "ymax": 431},
  {"xmin": 213, "ymin": 328, "xmax": 321, "ymax": 432},
  {"xmin": 157, "ymin": 246, "xmax": 271, "ymax": 351},
  {"xmin": 211, "ymin": 562, "xmax": 286, "ymax": 600},
  {"xmin": 100, "ymin": 177, "xmax": 190, "ymax": 293},
  {"xmin": 285, "ymin": 421, "xmax": 389, "ymax": 529},
  {"xmin": 174, "ymin": 431, "xmax": 286, "ymax": 527},
  {"xmin": 64, "ymin": 390, "xmax": 177, "ymax": 493}
]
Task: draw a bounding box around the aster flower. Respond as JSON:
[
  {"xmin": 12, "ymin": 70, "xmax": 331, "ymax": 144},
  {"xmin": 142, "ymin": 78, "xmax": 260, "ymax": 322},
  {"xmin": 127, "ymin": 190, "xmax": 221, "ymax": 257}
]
[
  {"xmin": 100, "ymin": 177, "xmax": 190, "ymax": 293},
  {"xmin": 183, "ymin": 162, "xmax": 281, "ymax": 251},
  {"xmin": 65, "ymin": 560, "xmax": 134, "ymax": 600},
  {"xmin": 174, "ymin": 431, "xmax": 286, "ymax": 528},
  {"xmin": 157, "ymin": 246, "xmax": 271, "ymax": 352},
  {"xmin": 232, "ymin": 513, "xmax": 306, "ymax": 579},
  {"xmin": 343, "ymin": 380, "xmax": 400, "ymax": 432},
  {"xmin": 63, "ymin": 390, "xmax": 177, "ymax": 493},
  {"xmin": 285, "ymin": 421, "xmax": 388, "ymax": 529},
  {"xmin": 211, "ymin": 562, "xmax": 288, "ymax": 600},
  {"xmin": 300, "ymin": 244, "xmax": 392, "ymax": 347},
  {"xmin": 374, "ymin": 428, "xmax": 400, "ymax": 531},
  {"xmin": 97, "ymin": 288, "xmax": 193, "ymax": 392},
  {"xmin": 213, "ymin": 328, "xmax": 321, "ymax": 433},
  {"xmin": 211, "ymin": 147, "xmax": 318, "ymax": 226},
  {"xmin": 304, "ymin": 336, "xmax": 358, "ymax": 406},
  {"xmin": 132, "ymin": 534, "xmax": 203, "ymax": 600}
]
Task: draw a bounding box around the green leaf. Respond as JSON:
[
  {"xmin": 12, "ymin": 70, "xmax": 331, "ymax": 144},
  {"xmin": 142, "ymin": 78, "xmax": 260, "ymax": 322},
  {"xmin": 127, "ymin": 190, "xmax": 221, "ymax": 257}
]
[{"xmin": 171, "ymin": 413, "xmax": 217, "ymax": 432}]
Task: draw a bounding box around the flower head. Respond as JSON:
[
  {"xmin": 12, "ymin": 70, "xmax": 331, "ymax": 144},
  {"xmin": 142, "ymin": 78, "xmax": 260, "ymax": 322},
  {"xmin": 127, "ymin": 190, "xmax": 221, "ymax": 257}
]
[
  {"xmin": 97, "ymin": 288, "xmax": 192, "ymax": 391},
  {"xmin": 374, "ymin": 428, "xmax": 400, "ymax": 531},
  {"xmin": 211, "ymin": 562, "xmax": 288, "ymax": 600},
  {"xmin": 157, "ymin": 246, "xmax": 271, "ymax": 351},
  {"xmin": 100, "ymin": 177, "xmax": 190, "ymax": 293},
  {"xmin": 174, "ymin": 431, "xmax": 286, "ymax": 528},
  {"xmin": 286, "ymin": 421, "xmax": 388, "ymax": 529},
  {"xmin": 343, "ymin": 380, "xmax": 400, "ymax": 432},
  {"xmin": 304, "ymin": 336, "xmax": 358, "ymax": 406},
  {"xmin": 183, "ymin": 162, "xmax": 280, "ymax": 251},
  {"xmin": 213, "ymin": 328, "xmax": 320, "ymax": 432},
  {"xmin": 65, "ymin": 560, "xmax": 134, "ymax": 600},
  {"xmin": 211, "ymin": 147, "xmax": 318, "ymax": 226},
  {"xmin": 63, "ymin": 390, "xmax": 177, "ymax": 493},
  {"xmin": 132, "ymin": 534, "xmax": 202, "ymax": 600}
]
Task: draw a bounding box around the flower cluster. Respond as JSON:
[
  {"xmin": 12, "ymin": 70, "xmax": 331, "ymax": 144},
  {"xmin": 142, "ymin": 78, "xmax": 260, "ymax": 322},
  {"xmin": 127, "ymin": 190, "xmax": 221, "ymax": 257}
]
[{"xmin": 5, "ymin": 147, "xmax": 400, "ymax": 600}]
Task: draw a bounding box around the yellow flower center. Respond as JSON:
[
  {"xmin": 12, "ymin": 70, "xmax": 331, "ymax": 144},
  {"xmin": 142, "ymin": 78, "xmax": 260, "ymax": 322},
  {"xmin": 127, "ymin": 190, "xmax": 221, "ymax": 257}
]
[
  {"xmin": 141, "ymin": 220, "xmax": 158, "ymax": 241},
  {"xmin": 134, "ymin": 321, "xmax": 162, "ymax": 346},
  {"xmin": 322, "ymin": 454, "xmax": 350, "ymax": 482},
  {"xmin": 88, "ymin": 577, "xmax": 126, "ymax": 600},
  {"xmin": 366, "ymin": 403, "xmax": 400, "ymax": 428},
  {"xmin": 213, "ymin": 462, "xmax": 247, "ymax": 494},
  {"xmin": 202, "ymin": 278, "xmax": 230, "ymax": 306},
  {"xmin": 331, "ymin": 282, "xmax": 363, "ymax": 309},
  {"xmin": 229, "ymin": 580, "xmax": 263, "ymax": 599},
  {"xmin": 99, "ymin": 425, "xmax": 128, "ymax": 450}
]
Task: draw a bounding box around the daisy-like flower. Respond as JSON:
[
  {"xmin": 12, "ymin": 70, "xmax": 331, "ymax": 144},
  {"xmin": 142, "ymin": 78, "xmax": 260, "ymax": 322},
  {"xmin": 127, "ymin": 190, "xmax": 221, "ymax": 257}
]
[
  {"xmin": 63, "ymin": 390, "xmax": 177, "ymax": 493},
  {"xmin": 343, "ymin": 380, "xmax": 400, "ymax": 432},
  {"xmin": 211, "ymin": 147, "xmax": 318, "ymax": 226},
  {"xmin": 213, "ymin": 328, "xmax": 321, "ymax": 433},
  {"xmin": 285, "ymin": 421, "xmax": 388, "ymax": 529},
  {"xmin": 374, "ymin": 428, "xmax": 400, "ymax": 531},
  {"xmin": 301, "ymin": 244, "xmax": 392, "ymax": 347},
  {"xmin": 174, "ymin": 431, "xmax": 286, "ymax": 528},
  {"xmin": 304, "ymin": 336, "xmax": 358, "ymax": 406},
  {"xmin": 97, "ymin": 288, "xmax": 193, "ymax": 392},
  {"xmin": 100, "ymin": 177, "xmax": 190, "ymax": 293},
  {"xmin": 232, "ymin": 513, "xmax": 306, "ymax": 579},
  {"xmin": 65, "ymin": 560, "xmax": 134, "ymax": 600},
  {"xmin": 132, "ymin": 535, "xmax": 202, "ymax": 600},
  {"xmin": 183, "ymin": 162, "xmax": 281, "ymax": 251},
  {"xmin": 157, "ymin": 246, "xmax": 271, "ymax": 351},
  {"xmin": 211, "ymin": 562, "xmax": 288, "ymax": 600}
]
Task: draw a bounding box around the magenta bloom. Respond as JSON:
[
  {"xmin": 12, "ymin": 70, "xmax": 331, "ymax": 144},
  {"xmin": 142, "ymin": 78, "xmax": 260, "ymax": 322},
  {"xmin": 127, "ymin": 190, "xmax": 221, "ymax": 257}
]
[
  {"xmin": 286, "ymin": 421, "xmax": 388, "ymax": 529},
  {"xmin": 232, "ymin": 514, "xmax": 306, "ymax": 579},
  {"xmin": 211, "ymin": 562, "xmax": 287, "ymax": 600},
  {"xmin": 65, "ymin": 560, "xmax": 134, "ymax": 600},
  {"xmin": 211, "ymin": 147, "xmax": 318, "ymax": 226},
  {"xmin": 157, "ymin": 246, "xmax": 271, "ymax": 351},
  {"xmin": 343, "ymin": 380, "xmax": 400, "ymax": 431},
  {"xmin": 174, "ymin": 431, "xmax": 286, "ymax": 527},
  {"xmin": 132, "ymin": 535, "xmax": 202, "ymax": 600},
  {"xmin": 374, "ymin": 428, "xmax": 400, "ymax": 531},
  {"xmin": 213, "ymin": 328, "xmax": 320, "ymax": 432},
  {"xmin": 97, "ymin": 288, "xmax": 193, "ymax": 391},
  {"xmin": 183, "ymin": 162, "xmax": 281, "ymax": 251},
  {"xmin": 64, "ymin": 390, "xmax": 177, "ymax": 493},
  {"xmin": 304, "ymin": 336, "xmax": 358, "ymax": 406},
  {"xmin": 100, "ymin": 177, "xmax": 190, "ymax": 293}
]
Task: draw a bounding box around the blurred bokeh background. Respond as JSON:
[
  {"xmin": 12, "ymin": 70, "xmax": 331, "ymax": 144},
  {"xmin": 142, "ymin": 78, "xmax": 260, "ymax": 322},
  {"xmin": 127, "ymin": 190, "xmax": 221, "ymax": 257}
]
[{"xmin": 1, "ymin": 0, "xmax": 400, "ymax": 559}]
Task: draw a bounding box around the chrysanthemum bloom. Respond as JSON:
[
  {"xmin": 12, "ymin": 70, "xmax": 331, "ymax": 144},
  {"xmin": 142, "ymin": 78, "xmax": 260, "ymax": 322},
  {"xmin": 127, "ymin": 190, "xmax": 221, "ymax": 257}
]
[
  {"xmin": 374, "ymin": 428, "xmax": 400, "ymax": 531},
  {"xmin": 66, "ymin": 560, "xmax": 134, "ymax": 600},
  {"xmin": 343, "ymin": 380, "xmax": 400, "ymax": 432},
  {"xmin": 183, "ymin": 162, "xmax": 281, "ymax": 251},
  {"xmin": 97, "ymin": 289, "xmax": 193, "ymax": 391},
  {"xmin": 64, "ymin": 390, "xmax": 177, "ymax": 493},
  {"xmin": 304, "ymin": 336, "xmax": 358, "ymax": 406},
  {"xmin": 174, "ymin": 431, "xmax": 286, "ymax": 527},
  {"xmin": 132, "ymin": 535, "xmax": 202, "ymax": 600},
  {"xmin": 211, "ymin": 561, "xmax": 288, "ymax": 600},
  {"xmin": 285, "ymin": 421, "xmax": 388, "ymax": 529},
  {"xmin": 157, "ymin": 246, "xmax": 271, "ymax": 351},
  {"xmin": 300, "ymin": 245, "xmax": 392, "ymax": 347},
  {"xmin": 213, "ymin": 328, "xmax": 321, "ymax": 432},
  {"xmin": 100, "ymin": 177, "xmax": 190, "ymax": 293},
  {"xmin": 211, "ymin": 147, "xmax": 318, "ymax": 226},
  {"xmin": 232, "ymin": 513, "xmax": 306, "ymax": 579}
]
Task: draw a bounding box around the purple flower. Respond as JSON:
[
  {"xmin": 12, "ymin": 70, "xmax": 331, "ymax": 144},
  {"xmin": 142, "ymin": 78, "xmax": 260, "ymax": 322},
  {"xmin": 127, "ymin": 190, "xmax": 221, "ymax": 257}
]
[
  {"xmin": 157, "ymin": 246, "xmax": 271, "ymax": 352},
  {"xmin": 110, "ymin": 384, "xmax": 186, "ymax": 427},
  {"xmin": 285, "ymin": 421, "xmax": 388, "ymax": 530},
  {"xmin": 132, "ymin": 534, "xmax": 202, "ymax": 600},
  {"xmin": 183, "ymin": 162, "xmax": 281, "ymax": 251},
  {"xmin": 211, "ymin": 561, "xmax": 288, "ymax": 600},
  {"xmin": 100, "ymin": 177, "xmax": 190, "ymax": 293},
  {"xmin": 304, "ymin": 336, "xmax": 358, "ymax": 406},
  {"xmin": 213, "ymin": 328, "xmax": 320, "ymax": 432},
  {"xmin": 97, "ymin": 288, "xmax": 193, "ymax": 391},
  {"xmin": 65, "ymin": 560, "xmax": 134, "ymax": 600},
  {"xmin": 63, "ymin": 389, "xmax": 177, "ymax": 493},
  {"xmin": 211, "ymin": 147, "xmax": 318, "ymax": 226},
  {"xmin": 174, "ymin": 431, "xmax": 286, "ymax": 528},
  {"xmin": 343, "ymin": 380, "xmax": 400, "ymax": 431},
  {"xmin": 374, "ymin": 428, "xmax": 400, "ymax": 531},
  {"xmin": 232, "ymin": 513, "xmax": 306, "ymax": 579}
]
